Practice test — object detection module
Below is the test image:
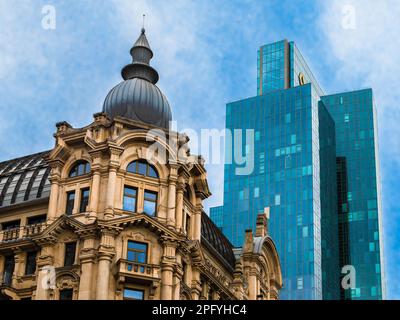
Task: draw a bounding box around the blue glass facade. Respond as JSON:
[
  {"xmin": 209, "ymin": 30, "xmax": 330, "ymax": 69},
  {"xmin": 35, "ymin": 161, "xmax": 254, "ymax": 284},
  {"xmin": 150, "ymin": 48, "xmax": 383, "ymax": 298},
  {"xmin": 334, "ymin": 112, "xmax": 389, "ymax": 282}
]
[
  {"xmin": 211, "ymin": 39, "xmax": 385, "ymax": 300},
  {"xmin": 257, "ymin": 40, "xmax": 324, "ymax": 97},
  {"xmin": 222, "ymin": 84, "xmax": 338, "ymax": 300},
  {"xmin": 321, "ymin": 90, "xmax": 385, "ymax": 300},
  {"xmin": 210, "ymin": 205, "xmax": 224, "ymax": 231}
]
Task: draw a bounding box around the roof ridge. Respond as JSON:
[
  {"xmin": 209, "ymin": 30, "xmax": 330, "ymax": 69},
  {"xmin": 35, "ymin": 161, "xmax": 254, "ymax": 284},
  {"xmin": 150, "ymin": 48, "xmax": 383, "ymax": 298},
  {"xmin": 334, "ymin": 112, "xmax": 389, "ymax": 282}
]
[{"xmin": 0, "ymin": 150, "xmax": 51, "ymax": 166}]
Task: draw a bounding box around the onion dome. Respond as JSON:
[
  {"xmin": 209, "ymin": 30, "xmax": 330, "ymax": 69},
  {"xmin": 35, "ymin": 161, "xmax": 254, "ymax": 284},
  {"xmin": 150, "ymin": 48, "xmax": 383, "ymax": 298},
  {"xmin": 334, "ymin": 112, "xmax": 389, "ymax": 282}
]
[{"xmin": 103, "ymin": 28, "xmax": 172, "ymax": 129}]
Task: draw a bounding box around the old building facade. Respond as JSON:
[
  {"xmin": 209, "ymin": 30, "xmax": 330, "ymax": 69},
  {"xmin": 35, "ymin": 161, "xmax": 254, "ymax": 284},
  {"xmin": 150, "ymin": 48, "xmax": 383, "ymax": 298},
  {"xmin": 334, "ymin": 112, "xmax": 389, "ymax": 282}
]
[{"xmin": 0, "ymin": 29, "xmax": 282, "ymax": 300}]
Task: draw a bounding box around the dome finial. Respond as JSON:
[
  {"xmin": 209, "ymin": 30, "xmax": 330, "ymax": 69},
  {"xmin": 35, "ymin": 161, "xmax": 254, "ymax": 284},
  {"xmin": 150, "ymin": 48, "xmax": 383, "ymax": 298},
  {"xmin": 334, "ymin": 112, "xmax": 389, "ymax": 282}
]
[
  {"xmin": 121, "ymin": 24, "xmax": 159, "ymax": 84},
  {"xmin": 141, "ymin": 14, "xmax": 146, "ymax": 33}
]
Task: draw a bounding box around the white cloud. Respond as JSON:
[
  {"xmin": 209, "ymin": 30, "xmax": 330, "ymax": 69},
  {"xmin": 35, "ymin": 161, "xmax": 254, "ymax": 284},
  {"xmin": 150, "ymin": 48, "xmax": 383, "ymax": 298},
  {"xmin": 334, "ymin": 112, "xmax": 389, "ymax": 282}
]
[{"xmin": 318, "ymin": 0, "xmax": 400, "ymax": 299}]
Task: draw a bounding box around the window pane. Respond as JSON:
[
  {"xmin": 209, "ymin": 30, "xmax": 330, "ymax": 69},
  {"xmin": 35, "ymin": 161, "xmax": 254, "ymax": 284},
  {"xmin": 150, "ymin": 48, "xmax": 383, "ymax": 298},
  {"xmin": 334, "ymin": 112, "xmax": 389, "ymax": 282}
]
[
  {"xmin": 4, "ymin": 256, "xmax": 15, "ymax": 286},
  {"xmin": 138, "ymin": 162, "xmax": 147, "ymax": 175},
  {"xmin": 127, "ymin": 161, "xmax": 137, "ymax": 173},
  {"xmin": 144, "ymin": 191, "xmax": 157, "ymax": 201},
  {"xmin": 79, "ymin": 188, "xmax": 90, "ymax": 213},
  {"xmin": 66, "ymin": 191, "xmax": 75, "ymax": 215},
  {"xmin": 143, "ymin": 200, "xmax": 156, "ymax": 216},
  {"xmin": 148, "ymin": 166, "xmax": 158, "ymax": 178},
  {"xmin": 69, "ymin": 162, "xmax": 90, "ymax": 177},
  {"xmin": 143, "ymin": 191, "xmax": 157, "ymax": 216},
  {"xmin": 25, "ymin": 251, "xmax": 37, "ymax": 275},
  {"xmin": 59, "ymin": 289, "xmax": 73, "ymax": 300},
  {"xmin": 127, "ymin": 241, "xmax": 147, "ymax": 263},
  {"xmin": 123, "ymin": 289, "xmax": 144, "ymax": 300},
  {"xmin": 124, "ymin": 187, "xmax": 137, "ymax": 196},
  {"xmin": 27, "ymin": 214, "xmax": 47, "ymax": 225},
  {"xmin": 64, "ymin": 242, "xmax": 76, "ymax": 267},
  {"xmin": 123, "ymin": 196, "xmax": 136, "ymax": 212},
  {"xmin": 78, "ymin": 164, "xmax": 84, "ymax": 176},
  {"xmin": 127, "ymin": 251, "xmax": 136, "ymax": 261},
  {"xmin": 2, "ymin": 220, "xmax": 20, "ymax": 230},
  {"xmin": 128, "ymin": 241, "xmax": 146, "ymax": 251},
  {"xmin": 137, "ymin": 252, "xmax": 146, "ymax": 263}
]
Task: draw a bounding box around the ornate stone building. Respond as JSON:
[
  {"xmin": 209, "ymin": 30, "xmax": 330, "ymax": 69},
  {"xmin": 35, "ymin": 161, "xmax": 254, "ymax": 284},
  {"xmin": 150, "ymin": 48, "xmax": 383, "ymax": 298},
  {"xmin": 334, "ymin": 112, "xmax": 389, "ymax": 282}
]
[{"xmin": 0, "ymin": 28, "xmax": 282, "ymax": 300}]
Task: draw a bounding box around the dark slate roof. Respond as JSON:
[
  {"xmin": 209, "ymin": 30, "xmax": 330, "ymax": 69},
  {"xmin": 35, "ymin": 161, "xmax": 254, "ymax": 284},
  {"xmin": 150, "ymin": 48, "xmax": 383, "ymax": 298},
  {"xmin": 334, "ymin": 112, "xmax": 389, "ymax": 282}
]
[
  {"xmin": 0, "ymin": 151, "xmax": 51, "ymax": 208},
  {"xmin": 201, "ymin": 212, "xmax": 236, "ymax": 269}
]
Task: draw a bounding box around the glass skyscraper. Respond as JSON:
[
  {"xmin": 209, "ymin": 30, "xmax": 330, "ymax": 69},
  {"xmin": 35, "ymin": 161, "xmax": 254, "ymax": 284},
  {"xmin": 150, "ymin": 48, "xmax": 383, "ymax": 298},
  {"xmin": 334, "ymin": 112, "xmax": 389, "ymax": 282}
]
[
  {"xmin": 212, "ymin": 39, "xmax": 385, "ymax": 300},
  {"xmin": 321, "ymin": 90, "xmax": 385, "ymax": 300}
]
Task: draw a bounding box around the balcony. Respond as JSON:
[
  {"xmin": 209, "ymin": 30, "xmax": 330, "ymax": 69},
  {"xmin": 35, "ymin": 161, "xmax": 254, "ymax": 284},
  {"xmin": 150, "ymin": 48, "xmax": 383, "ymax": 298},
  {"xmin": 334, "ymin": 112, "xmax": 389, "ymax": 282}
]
[
  {"xmin": 116, "ymin": 259, "xmax": 160, "ymax": 282},
  {"xmin": 0, "ymin": 223, "xmax": 47, "ymax": 243}
]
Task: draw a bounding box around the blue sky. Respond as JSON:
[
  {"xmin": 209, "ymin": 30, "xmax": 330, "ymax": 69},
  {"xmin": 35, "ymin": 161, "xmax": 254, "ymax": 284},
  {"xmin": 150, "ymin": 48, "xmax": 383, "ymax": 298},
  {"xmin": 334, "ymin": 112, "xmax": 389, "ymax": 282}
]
[{"xmin": 0, "ymin": 0, "xmax": 399, "ymax": 299}]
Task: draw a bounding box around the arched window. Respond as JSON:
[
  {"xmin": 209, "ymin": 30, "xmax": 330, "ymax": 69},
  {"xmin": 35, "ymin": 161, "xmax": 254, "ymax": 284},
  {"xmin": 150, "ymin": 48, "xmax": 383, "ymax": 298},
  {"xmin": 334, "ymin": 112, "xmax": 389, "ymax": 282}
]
[
  {"xmin": 127, "ymin": 160, "xmax": 159, "ymax": 178},
  {"xmin": 69, "ymin": 161, "xmax": 90, "ymax": 178}
]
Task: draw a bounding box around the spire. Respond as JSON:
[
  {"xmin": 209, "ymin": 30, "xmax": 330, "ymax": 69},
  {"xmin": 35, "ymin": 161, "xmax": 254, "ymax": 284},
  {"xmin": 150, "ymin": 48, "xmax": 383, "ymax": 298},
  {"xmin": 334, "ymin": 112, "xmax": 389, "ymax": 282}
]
[{"xmin": 121, "ymin": 26, "xmax": 159, "ymax": 84}]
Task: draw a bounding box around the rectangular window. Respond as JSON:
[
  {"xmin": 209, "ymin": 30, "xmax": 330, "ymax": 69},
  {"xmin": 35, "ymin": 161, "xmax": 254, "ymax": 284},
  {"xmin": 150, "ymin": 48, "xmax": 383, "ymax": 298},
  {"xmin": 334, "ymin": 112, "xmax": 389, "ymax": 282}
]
[
  {"xmin": 3, "ymin": 256, "xmax": 15, "ymax": 286},
  {"xmin": 1, "ymin": 220, "xmax": 20, "ymax": 230},
  {"xmin": 59, "ymin": 289, "xmax": 73, "ymax": 300},
  {"xmin": 302, "ymin": 226, "xmax": 309, "ymax": 238},
  {"xmin": 275, "ymin": 194, "xmax": 281, "ymax": 206},
  {"xmin": 369, "ymin": 242, "xmax": 375, "ymax": 252},
  {"xmin": 143, "ymin": 190, "xmax": 157, "ymax": 216},
  {"xmin": 186, "ymin": 214, "xmax": 191, "ymax": 235},
  {"xmin": 79, "ymin": 188, "xmax": 90, "ymax": 213},
  {"xmin": 27, "ymin": 214, "xmax": 47, "ymax": 225},
  {"xmin": 297, "ymin": 277, "xmax": 303, "ymax": 290},
  {"xmin": 254, "ymin": 187, "xmax": 260, "ymax": 198},
  {"xmin": 127, "ymin": 241, "xmax": 148, "ymax": 263},
  {"xmin": 123, "ymin": 288, "xmax": 144, "ymax": 300},
  {"xmin": 64, "ymin": 242, "xmax": 77, "ymax": 267},
  {"xmin": 123, "ymin": 186, "xmax": 137, "ymax": 212},
  {"xmin": 25, "ymin": 251, "xmax": 37, "ymax": 275},
  {"xmin": 66, "ymin": 191, "xmax": 75, "ymax": 215}
]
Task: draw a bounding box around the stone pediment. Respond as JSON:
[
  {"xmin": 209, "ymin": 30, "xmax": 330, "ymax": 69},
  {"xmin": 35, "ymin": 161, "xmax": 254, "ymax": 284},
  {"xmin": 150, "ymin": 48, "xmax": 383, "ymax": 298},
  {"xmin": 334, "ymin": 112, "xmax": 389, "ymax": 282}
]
[
  {"xmin": 101, "ymin": 213, "xmax": 181, "ymax": 240},
  {"xmin": 33, "ymin": 215, "xmax": 95, "ymax": 245}
]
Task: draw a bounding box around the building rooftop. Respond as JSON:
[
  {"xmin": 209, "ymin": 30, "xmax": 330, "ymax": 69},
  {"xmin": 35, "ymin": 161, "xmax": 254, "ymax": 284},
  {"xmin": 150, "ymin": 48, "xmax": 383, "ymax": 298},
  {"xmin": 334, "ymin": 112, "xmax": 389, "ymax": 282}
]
[{"xmin": 0, "ymin": 151, "xmax": 51, "ymax": 208}]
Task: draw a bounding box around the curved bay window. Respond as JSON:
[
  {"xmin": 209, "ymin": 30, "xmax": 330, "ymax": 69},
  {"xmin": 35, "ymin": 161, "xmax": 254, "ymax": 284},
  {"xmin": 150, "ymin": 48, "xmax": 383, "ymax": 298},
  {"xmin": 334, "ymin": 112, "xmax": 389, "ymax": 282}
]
[
  {"xmin": 127, "ymin": 160, "xmax": 159, "ymax": 179},
  {"xmin": 69, "ymin": 161, "xmax": 90, "ymax": 178}
]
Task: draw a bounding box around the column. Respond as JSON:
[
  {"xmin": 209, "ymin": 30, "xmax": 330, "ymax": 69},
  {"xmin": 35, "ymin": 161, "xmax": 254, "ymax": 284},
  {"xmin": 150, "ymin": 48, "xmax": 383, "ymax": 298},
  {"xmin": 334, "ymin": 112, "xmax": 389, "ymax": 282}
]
[
  {"xmin": 105, "ymin": 145, "xmax": 123, "ymax": 219},
  {"xmin": 105, "ymin": 166, "xmax": 117, "ymax": 219},
  {"xmin": 95, "ymin": 253, "xmax": 113, "ymax": 300},
  {"xmin": 89, "ymin": 169, "xmax": 101, "ymax": 216},
  {"xmin": 96, "ymin": 230, "xmax": 116, "ymax": 300},
  {"xmin": 172, "ymin": 255, "xmax": 183, "ymax": 300},
  {"xmin": 247, "ymin": 269, "xmax": 258, "ymax": 300},
  {"xmin": 167, "ymin": 180, "xmax": 177, "ymax": 227},
  {"xmin": 193, "ymin": 200, "xmax": 203, "ymax": 241},
  {"xmin": 161, "ymin": 240, "xmax": 177, "ymax": 300},
  {"xmin": 175, "ymin": 179, "xmax": 185, "ymax": 231},
  {"xmin": 78, "ymin": 238, "xmax": 97, "ymax": 300},
  {"xmin": 47, "ymin": 168, "xmax": 61, "ymax": 221},
  {"xmin": 191, "ymin": 267, "xmax": 202, "ymax": 300},
  {"xmin": 88, "ymin": 151, "xmax": 102, "ymax": 219}
]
